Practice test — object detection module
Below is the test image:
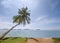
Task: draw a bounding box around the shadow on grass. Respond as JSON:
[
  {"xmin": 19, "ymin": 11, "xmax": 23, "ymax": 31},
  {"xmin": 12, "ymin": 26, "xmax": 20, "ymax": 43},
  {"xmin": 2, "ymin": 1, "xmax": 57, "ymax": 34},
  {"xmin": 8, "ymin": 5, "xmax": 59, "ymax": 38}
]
[{"xmin": 2, "ymin": 37, "xmax": 9, "ymax": 40}]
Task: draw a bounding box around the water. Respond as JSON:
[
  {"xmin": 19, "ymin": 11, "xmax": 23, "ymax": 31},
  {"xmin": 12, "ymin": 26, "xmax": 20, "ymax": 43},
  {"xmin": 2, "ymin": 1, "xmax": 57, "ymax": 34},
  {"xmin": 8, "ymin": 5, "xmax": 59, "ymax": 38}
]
[{"xmin": 0, "ymin": 29, "xmax": 60, "ymax": 38}]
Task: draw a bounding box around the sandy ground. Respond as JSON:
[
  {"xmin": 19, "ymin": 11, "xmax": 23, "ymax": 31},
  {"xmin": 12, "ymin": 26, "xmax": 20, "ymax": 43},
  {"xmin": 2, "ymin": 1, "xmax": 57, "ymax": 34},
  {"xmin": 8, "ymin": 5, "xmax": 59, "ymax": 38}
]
[{"xmin": 27, "ymin": 38, "xmax": 54, "ymax": 43}]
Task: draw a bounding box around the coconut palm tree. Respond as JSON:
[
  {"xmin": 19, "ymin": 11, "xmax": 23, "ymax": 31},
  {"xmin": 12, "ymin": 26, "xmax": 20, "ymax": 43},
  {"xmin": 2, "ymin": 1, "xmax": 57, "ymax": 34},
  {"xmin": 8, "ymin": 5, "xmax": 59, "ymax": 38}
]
[
  {"xmin": 0, "ymin": 7, "xmax": 30, "ymax": 40},
  {"xmin": 0, "ymin": 7, "xmax": 40, "ymax": 43}
]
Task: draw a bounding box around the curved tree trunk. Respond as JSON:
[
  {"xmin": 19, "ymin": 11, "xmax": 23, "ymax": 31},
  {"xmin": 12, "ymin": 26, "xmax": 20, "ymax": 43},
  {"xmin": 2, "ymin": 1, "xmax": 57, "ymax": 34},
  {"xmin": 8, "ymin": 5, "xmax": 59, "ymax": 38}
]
[{"xmin": 0, "ymin": 24, "xmax": 19, "ymax": 40}]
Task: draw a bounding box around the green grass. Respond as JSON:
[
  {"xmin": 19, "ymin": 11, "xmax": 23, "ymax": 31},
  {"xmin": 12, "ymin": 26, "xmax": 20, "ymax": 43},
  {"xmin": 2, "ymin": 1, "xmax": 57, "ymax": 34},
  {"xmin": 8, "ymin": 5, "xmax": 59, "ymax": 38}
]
[
  {"xmin": 1, "ymin": 37, "xmax": 60, "ymax": 43},
  {"xmin": 0, "ymin": 37, "xmax": 27, "ymax": 43},
  {"xmin": 53, "ymin": 38, "xmax": 60, "ymax": 43}
]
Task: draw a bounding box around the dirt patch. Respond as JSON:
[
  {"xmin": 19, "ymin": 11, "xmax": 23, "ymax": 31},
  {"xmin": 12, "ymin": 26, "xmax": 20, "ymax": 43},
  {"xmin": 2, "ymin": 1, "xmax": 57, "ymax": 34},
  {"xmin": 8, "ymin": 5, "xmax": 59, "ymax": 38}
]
[{"xmin": 27, "ymin": 38, "xmax": 54, "ymax": 43}]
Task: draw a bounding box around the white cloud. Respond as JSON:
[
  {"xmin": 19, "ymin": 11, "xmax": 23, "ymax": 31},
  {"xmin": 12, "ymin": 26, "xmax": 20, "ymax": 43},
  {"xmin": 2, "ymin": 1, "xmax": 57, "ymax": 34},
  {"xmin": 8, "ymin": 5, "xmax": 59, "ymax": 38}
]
[
  {"xmin": 33, "ymin": 15, "xmax": 60, "ymax": 30},
  {"xmin": 0, "ymin": 16, "xmax": 13, "ymax": 29},
  {"xmin": 35, "ymin": 15, "xmax": 48, "ymax": 22},
  {"xmin": 21, "ymin": 24, "xmax": 39, "ymax": 30},
  {"xmin": 1, "ymin": 0, "xmax": 39, "ymax": 10},
  {"xmin": 39, "ymin": 27, "xmax": 60, "ymax": 30},
  {"xmin": 35, "ymin": 15, "xmax": 60, "ymax": 24},
  {"xmin": 0, "ymin": 21, "xmax": 13, "ymax": 29}
]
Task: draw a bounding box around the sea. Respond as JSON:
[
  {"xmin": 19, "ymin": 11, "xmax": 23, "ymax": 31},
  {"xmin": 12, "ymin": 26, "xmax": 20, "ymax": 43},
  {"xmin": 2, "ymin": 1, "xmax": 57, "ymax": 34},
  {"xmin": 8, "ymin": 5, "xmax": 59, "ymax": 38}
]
[{"xmin": 0, "ymin": 29, "xmax": 60, "ymax": 38}]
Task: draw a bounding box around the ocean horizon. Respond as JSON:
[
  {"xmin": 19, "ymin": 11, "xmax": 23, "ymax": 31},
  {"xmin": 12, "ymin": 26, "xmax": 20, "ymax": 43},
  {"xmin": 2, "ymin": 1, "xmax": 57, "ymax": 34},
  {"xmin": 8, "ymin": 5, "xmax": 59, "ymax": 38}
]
[{"xmin": 0, "ymin": 29, "xmax": 60, "ymax": 38}]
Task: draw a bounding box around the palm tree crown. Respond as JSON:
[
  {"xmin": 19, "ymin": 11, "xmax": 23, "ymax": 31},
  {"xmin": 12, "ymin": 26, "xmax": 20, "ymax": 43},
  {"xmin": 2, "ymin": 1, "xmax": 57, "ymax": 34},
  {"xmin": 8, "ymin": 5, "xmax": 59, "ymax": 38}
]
[{"xmin": 13, "ymin": 7, "xmax": 30, "ymax": 25}]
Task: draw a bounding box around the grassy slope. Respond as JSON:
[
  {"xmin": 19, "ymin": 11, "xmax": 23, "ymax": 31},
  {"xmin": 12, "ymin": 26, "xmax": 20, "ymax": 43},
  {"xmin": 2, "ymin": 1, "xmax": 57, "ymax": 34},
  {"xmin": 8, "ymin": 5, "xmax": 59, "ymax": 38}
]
[
  {"xmin": 53, "ymin": 38, "xmax": 60, "ymax": 43},
  {"xmin": 0, "ymin": 37, "xmax": 60, "ymax": 43},
  {"xmin": 0, "ymin": 37, "xmax": 27, "ymax": 43}
]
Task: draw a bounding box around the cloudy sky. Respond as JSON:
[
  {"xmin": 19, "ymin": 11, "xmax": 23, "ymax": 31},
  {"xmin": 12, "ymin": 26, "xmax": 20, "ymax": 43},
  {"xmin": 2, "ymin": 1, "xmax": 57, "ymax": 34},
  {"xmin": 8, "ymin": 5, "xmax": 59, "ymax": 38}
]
[{"xmin": 0, "ymin": 0, "xmax": 60, "ymax": 30}]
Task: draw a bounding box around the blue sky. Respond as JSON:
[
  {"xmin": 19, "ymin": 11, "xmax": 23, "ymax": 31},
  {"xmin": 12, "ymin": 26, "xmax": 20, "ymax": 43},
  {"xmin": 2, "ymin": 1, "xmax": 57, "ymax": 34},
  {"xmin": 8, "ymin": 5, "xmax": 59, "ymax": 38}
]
[{"xmin": 0, "ymin": 0, "xmax": 60, "ymax": 30}]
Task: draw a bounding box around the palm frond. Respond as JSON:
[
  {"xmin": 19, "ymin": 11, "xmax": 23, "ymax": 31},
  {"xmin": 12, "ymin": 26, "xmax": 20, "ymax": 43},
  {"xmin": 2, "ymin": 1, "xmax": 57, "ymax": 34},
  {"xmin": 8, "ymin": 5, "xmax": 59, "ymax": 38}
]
[
  {"xmin": 13, "ymin": 15, "xmax": 19, "ymax": 23},
  {"xmin": 26, "ymin": 12, "xmax": 30, "ymax": 16}
]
